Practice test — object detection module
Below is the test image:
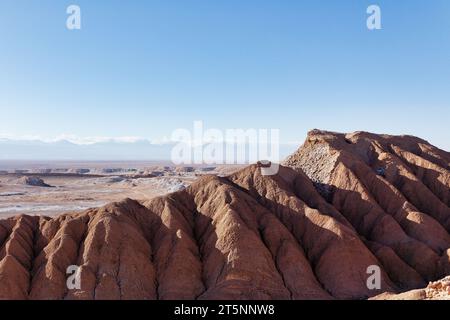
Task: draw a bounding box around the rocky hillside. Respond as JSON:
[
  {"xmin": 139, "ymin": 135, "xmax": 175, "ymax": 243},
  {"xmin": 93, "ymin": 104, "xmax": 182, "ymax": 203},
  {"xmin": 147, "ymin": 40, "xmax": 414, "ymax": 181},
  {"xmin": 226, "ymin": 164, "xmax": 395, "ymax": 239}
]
[
  {"xmin": 284, "ymin": 130, "xmax": 450, "ymax": 296},
  {"xmin": 0, "ymin": 130, "xmax": 449, "ymax": 300}
]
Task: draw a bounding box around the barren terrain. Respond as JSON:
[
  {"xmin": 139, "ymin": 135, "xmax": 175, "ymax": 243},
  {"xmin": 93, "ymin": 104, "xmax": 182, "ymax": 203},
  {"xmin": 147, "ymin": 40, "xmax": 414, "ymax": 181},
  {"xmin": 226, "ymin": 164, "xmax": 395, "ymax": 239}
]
[
  {"xmin": 0, "ymin": 130, "xmax": 449, "ymax": 300},
  {"xmin": 0, "ymin": 162, "xmax": 243, "ymax": 218}
]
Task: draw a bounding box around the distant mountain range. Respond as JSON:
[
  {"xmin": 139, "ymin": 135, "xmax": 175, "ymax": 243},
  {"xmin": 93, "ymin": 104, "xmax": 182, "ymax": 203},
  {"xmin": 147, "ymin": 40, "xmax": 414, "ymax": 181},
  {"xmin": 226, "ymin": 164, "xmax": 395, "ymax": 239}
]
[
  {"xmin": 0, "ymin": 138, "xmax": 298, "ymax": 161},
  {"xmin": 0, "ymin": 138, "xmax": 174, "ymax": 160}
]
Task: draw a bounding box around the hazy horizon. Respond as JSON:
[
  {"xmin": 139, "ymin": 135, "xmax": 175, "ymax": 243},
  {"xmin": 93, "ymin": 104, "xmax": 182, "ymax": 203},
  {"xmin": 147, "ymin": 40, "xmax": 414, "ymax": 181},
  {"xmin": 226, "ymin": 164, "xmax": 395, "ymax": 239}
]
[{"xmin": 0, "ymin": 128, "xmax": 448, "ymax": 161}]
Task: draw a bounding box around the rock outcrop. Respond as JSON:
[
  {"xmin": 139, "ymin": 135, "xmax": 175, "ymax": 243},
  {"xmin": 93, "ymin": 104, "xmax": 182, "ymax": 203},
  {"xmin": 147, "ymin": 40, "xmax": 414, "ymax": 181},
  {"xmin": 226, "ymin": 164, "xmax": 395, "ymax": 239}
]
[
  {"xmin": 284, "ymin": 130, "xmax": 450, "ymax": 292},
  {"xmin": 0, "ymin": 130, "xmax": 448, "ymax": 300},
  {"xmin": 373, "ymin": 276, "xmax": 450, "ymax": 300},
  {"xmin": 17, "ymin": 176, "xmax": 52, "ymax": 188}
]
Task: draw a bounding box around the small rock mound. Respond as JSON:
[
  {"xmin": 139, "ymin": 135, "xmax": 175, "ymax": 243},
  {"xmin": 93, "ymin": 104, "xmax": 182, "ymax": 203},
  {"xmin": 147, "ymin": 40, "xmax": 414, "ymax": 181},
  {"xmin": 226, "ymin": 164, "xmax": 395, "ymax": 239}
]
[{"xmin": 18, "ymin": 176, "xmax": 52, "ymax": 187}]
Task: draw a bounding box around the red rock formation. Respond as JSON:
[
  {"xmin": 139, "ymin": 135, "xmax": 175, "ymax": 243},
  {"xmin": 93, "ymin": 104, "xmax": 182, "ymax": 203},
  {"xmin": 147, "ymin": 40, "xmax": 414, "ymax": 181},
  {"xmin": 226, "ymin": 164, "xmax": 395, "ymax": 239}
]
[
  {"xmin": 284, "ymin": 130, "xmax": 450, "ymax": 292},
  {"xmin": 0, "ymin": 130, "xmax": 448, "ymax": 300}
]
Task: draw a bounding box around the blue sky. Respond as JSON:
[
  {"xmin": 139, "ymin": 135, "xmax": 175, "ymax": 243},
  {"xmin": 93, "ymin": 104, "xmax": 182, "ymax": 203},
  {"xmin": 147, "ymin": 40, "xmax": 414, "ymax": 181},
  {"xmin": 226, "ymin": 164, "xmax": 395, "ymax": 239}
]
[{"xmin": 0, "ymin": 0, "xmax": 449, "ymax": 150}]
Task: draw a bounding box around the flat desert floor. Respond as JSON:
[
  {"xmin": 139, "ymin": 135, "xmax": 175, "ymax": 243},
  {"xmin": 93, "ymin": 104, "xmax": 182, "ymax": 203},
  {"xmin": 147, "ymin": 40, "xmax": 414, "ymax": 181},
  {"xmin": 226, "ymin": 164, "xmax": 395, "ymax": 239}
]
[{"xmin": 0, "ymin": 161, "xmax": 243, "ymax": 218}]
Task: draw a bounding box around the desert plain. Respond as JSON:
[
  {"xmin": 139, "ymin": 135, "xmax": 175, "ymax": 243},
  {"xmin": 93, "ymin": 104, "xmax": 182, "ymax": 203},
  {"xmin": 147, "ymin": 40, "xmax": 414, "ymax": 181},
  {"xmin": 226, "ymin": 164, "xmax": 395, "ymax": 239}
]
[{"xmin": 0, "ymin": 160, "xmax": 242, "ymax": 218}]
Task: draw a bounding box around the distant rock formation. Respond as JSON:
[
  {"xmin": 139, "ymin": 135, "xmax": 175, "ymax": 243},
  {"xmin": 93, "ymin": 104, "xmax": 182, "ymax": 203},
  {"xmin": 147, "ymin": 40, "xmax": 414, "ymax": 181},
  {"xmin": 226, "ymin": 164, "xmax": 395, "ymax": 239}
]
[
  {"xmin": 0, "ymin": 130, "xmax": 448, "ymax": 300},
  {"xmin": 33, "ymin": 169, "xmax": 52, "ymax": 174},
  {"xmin": 175, "ymin": 166, "xmax": 195, "ymax": 173},
  {"xmin": 14, "ymin": 170, "xmax": 29, "ymax": 174},
  {"xmin": 100, "ymin": 168, "xmax": 123, "ymax": 174},
  {"xmin": 17, "ymin": 176, "xmax": 53, "ymax": 188},
  {"xmin": 68, "ymin": 168, "xmax": 90, "ymax": 174}
]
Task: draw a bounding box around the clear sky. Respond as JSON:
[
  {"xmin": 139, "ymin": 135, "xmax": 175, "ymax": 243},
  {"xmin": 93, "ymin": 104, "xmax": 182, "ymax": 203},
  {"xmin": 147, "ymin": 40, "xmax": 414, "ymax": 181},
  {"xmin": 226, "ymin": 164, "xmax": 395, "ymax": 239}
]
[{"xmin": 0, "ymin": 0, "xmax": 449, "ymax": 150}]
